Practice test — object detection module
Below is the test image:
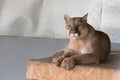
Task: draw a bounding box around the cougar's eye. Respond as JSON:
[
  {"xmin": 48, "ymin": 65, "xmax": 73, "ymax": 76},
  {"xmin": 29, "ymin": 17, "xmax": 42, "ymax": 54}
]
[
  {"xmin": 78, "ymin": 25, "xmax": 82, "ymax": 30},
  {"xmin": 66, "ymin": 25, "xmax": 71, "ymax": 29}
]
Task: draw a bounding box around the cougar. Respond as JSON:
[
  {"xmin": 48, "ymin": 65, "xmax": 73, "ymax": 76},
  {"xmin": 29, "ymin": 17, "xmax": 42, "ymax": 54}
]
[{"xmin": 51, "ymin": 13, "xmax": 111, "ymax": 70}]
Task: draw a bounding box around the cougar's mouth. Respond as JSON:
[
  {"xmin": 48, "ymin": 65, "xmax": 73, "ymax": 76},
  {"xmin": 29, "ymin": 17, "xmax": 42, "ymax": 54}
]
[{"xmin": 70, "ymin": 33, "xmax": 79, "ymax": 40}]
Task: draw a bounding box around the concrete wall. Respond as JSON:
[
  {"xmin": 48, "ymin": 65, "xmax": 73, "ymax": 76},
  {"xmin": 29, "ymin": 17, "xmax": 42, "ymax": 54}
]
[
  {"xmin": 100, "ymin": 0, "xmax": 120, "ymax": 43},
  {"xmin": 0, "ymin": 0, "xmax": 120, "ymax": 43}
]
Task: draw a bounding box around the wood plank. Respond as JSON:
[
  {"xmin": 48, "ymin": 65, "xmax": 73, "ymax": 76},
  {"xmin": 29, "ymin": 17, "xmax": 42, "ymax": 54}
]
[{"xmin": 26, "ymin": 53, "xmax": 120, "ymax": 80}]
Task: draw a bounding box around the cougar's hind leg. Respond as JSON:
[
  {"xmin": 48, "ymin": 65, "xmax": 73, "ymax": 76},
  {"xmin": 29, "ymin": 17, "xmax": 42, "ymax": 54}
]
[{"xmin": 72, "ymin": 54, "xmax": 99, "ymax": 64}]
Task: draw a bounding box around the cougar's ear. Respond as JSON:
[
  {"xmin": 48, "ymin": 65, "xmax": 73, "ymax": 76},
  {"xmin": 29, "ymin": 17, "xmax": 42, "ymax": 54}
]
[
  {"xmin": 82, "ymin": 13, "xmax": 88, "ymax": 22},
  {"xmin": 64, "ymin": 14, "xmax": 71, "ymax": 23}
]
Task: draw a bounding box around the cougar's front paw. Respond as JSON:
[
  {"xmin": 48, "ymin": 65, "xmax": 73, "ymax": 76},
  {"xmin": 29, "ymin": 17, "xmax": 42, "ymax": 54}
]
[
  {"xmin": 61, "ymin": 57, "xmax": 76, "ymax": 70},
  {"xmin": 52, "ymin": 56, "xmax": 64, "ymax": 66},
  {"xmin": 50, "ymin": 50, "xmax": 64, "ymax": 57}
]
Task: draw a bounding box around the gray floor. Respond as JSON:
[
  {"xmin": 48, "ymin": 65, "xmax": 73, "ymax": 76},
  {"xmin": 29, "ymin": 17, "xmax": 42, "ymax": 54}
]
[
  {"xmin": 0, "ymin": 37, "xmax": 68, "ymax": 80},
  {"xmin": 0, "ymin": 37, "xmax": 120, "ymax": 80}
]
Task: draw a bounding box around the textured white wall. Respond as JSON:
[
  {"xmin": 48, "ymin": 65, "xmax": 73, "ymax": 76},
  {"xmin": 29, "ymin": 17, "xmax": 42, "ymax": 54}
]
[
  {"xmin": 0, "ymin": 0, "xmax": 120, "ymax": 43},
  {"xmin": 100, "ymin": 0, "xmax": 120, "ymax": 43},
  {"xmin": 36, "ymin": 0, "xmax": 101, "ymax": 38}
]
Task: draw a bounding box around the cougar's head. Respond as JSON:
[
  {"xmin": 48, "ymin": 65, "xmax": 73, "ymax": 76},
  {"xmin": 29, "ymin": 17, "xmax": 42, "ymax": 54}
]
[{"xmin": 64, "ymin": 13, "xmax": 89, "ymax": 40}]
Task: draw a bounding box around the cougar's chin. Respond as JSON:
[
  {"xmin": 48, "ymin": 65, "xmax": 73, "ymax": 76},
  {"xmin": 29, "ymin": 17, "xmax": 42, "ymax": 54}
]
[{"xmin": 70, "ymin": 33, "xmax": 79, "ymax": 40}]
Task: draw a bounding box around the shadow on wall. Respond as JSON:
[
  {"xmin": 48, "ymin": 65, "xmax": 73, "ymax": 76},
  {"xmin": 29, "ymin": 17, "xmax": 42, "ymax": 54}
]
[
  {"xmin": 8, "ymin": 0, "xmax": 44, "ymax": 36},
  {"xmin": 29, "ymin": 0, "xmax": 44, "ymax": 33},
  {"xmin": 8, "ymin": 17, "xmax": 32, "ymax": 36},
  {"xmin": 0, "ymin": 0, "xmax": 5, "ymax": 16}
]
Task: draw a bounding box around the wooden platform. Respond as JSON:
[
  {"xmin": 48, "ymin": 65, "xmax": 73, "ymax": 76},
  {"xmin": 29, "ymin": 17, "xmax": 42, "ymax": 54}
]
[{"xmin": 26, "ymin": 53, "xmax": 120, "ymax": 80}]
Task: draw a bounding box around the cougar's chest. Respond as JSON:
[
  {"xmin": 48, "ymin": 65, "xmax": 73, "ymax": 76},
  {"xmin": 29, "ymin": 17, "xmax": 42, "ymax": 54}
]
[
  {"xmin": 68, "ymin": 40, "xmax": 94, "ymax": 54},
  {"xmin": 68, "ymin": 40, "xmax": 83, "ymax": 49},
  {"xmin": 81, "ymin": 42, "xmax": 94, "ymax": 54}
]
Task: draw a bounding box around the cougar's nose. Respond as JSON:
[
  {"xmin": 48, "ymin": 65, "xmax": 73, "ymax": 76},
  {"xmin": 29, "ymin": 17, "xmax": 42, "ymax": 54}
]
[{"xmin": 70, "ymin": 30, "xmax": 76, "ymax": 34}]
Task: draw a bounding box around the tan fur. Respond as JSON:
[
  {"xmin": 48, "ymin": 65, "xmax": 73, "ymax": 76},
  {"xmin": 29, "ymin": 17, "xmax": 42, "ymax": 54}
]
[{"xmin": 51, "ymin": 13, "xmax": 111, "ymax": 70}]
